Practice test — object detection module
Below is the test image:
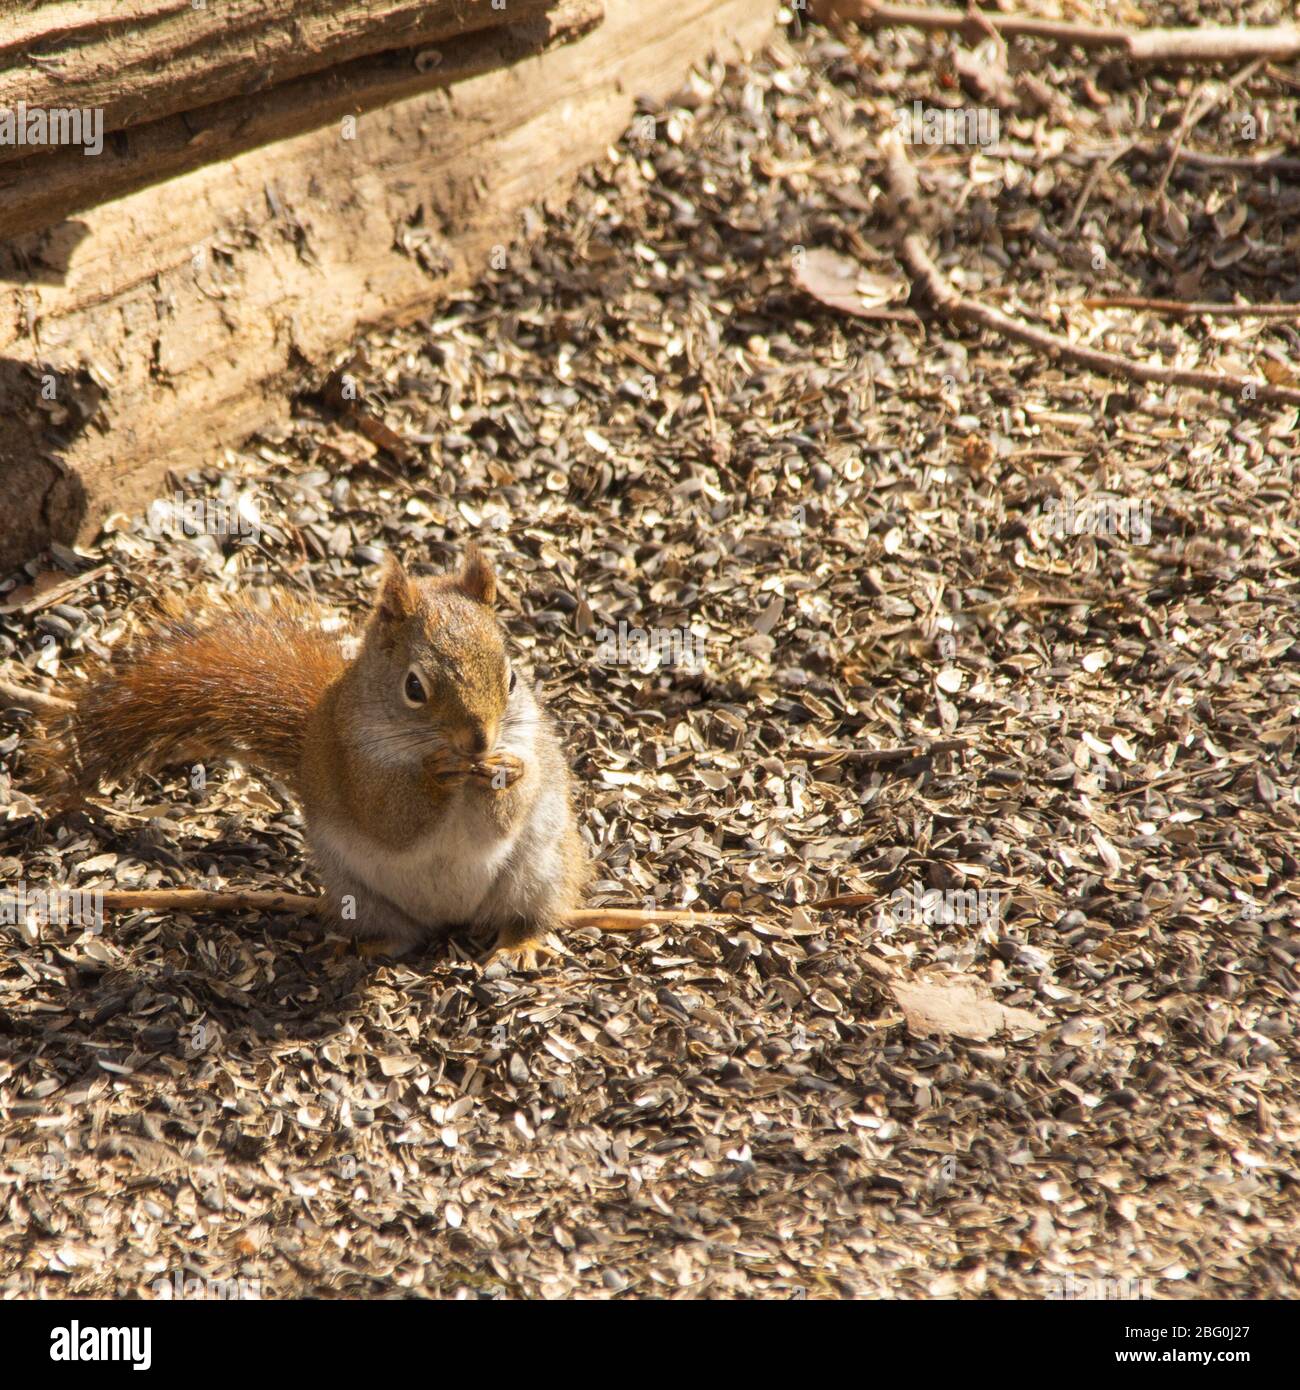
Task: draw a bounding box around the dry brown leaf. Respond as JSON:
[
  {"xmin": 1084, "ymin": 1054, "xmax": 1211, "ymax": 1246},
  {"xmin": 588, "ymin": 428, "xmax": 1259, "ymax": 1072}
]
[{"xmin": 793, "ymin": 248, "xmax": 909, "ymax": 318}]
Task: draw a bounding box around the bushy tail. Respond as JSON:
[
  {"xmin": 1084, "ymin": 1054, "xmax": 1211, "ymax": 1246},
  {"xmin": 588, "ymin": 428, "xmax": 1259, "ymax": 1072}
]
[{"xmin": 34, "ymin": 591, "xmax": 346, "ymax": 801}]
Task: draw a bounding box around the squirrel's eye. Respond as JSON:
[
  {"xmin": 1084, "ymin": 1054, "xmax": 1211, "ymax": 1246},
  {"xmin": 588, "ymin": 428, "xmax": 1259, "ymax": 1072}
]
[{"xmin": 404, "ymin": 670, "xmax": 427, "ymax": 705}]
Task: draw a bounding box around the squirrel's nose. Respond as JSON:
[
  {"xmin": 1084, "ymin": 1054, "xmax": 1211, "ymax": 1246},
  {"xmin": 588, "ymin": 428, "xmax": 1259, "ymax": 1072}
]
[{"xmin": 449, "ymin": 723, "xmax": 491, "ymax": 758}]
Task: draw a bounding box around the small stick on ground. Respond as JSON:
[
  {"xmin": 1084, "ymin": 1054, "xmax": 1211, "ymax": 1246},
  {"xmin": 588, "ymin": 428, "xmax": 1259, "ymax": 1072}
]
[
  {"xmin": 1063, "ymin": 141, "xmax": 1132, "ymax": 236},
  {"xmin": 813, "ymin": 2, "xmax": 1300, "ymax": 65},
  {"xmin": 1153, "ymin": 58, "xmax": 1266, "ymax": 203},
  {"xmin": 811, "ymin": 892, "xmax": 876, "ymax": 909},
  {"xmin": 1081, "ymin": 297, "xmax": 1300, "ymax": 319},
  {"xmin": 566, "ymin": 907, "xmax": 739, "ymax": 930},
  {"xmin": 1145, "ymin": 145, "xmax": 1300, "ymax": 176},
  {"xmin": 0, "ymin": 565, "xmax": 112, "ymax": 619},
  {"xmin": 963, "ymin": 594, "xmax": 1101, "ymax": 615},
  {"xmin": 878, "ymin": 130, "xmax": 1300, "ymax": 409},
  {"xmin": 85, "ymin": 889, "xmax": 738, "ymax": 932},
  {"xmin": 0, "ymin": 677, "xmax": 73, "ymax": 717},
  {"xmin": 789, "ymin": 739, "xmax": 970, "ymax": 767},
  {"xmin": 96, "ymin": 889, "xmax": 322, "ymax": 915}
]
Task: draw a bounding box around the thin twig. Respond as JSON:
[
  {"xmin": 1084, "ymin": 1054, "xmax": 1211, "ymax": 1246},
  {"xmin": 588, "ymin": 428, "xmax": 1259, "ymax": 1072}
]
[
  {"xmin": 1064, "ymin": 141, "xmax": 1132, "ymax": 236},
  {"xmin": 86, "ymin": 889, "xmax": 738, "ymax": 932},
  {"xmin": 567, "ymin": 907, "xmax": 739, "ymax": 930},
  {"xmin": 879, "ymin": 131, "xmax": 1300, "ymax": 409},
  {"xmin": 0, "ymin": 676, "xmax": 73, "ymax": 716},
  {"xmin": 814, "ymin": 2, "xmax": 1300, "ymax": 64},
  {"xmin": 1082, "ymin": 297, "xmax": 1300, "ymax": 319},
  {"xmin": 96, "ymin": 889, "xmax": 320, "ymax": 914},
  {"xmin": 811, "ymin": 892, "xmax": 877, "ymax": 909},
  {"xmin": 0, "ymin": 564, "xmax": 112, "ymax": 618},
  {"xmin": 961, "ymin": 594, "xmax": 1100, "ymax": 615},
  {"xmin": 789, "ymin": 738, "xmax": 970, "ymax": 766},
  {"xmin": 1156, "ymin": 146, "xmax": 1300, "ymax": 175},
  {"xmin": 1153, "ymin": 58, "xmax": 1265, "ymax": 203},
  {"xmin": 985, "ymin": 139, "xmax": 1300, "ymax": 178}
]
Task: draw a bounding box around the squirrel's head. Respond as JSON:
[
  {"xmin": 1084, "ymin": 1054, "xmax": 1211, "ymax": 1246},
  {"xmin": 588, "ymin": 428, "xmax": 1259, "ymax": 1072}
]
[{"xmin": 357, "ymin": 545, "xmax": 514, "ymax": 758}]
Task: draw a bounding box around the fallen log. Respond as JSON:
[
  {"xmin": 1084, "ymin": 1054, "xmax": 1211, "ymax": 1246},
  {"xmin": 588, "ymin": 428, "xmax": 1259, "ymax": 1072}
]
[
  {"xmin": 0, "ymin": 0, "xmax": 559, "ymax": 163},
  {"xmin": 0, "ymin": 4, "xmax": 603, "ymax": 240},
  {"xmin": 0, "ymin": 0, "xmax": 775, "ymax": 576}
]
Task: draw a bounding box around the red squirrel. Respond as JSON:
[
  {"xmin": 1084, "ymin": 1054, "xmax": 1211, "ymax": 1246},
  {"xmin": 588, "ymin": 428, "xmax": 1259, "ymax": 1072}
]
[{"xmin": 33, "ymin": 547, "xmax": 589, "ymax": 969}]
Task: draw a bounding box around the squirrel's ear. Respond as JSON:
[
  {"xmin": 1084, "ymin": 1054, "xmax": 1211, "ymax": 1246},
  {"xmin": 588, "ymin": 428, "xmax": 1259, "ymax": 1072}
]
[
  {"xmin": 458, "ymin": 544, "xmax": 496, "ymax": 607},
  {"xmin": 374, "ymin": 555, "xmax": 416, "ymax": 627}
]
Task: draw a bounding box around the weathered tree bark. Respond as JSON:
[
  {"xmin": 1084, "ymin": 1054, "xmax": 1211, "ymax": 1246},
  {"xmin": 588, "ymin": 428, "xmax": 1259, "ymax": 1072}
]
[
  {"xmin": 0, "ymin": 4, "xmax": 603, "ymax": 239},
  {"xmin": 0, "ymin": 0, "xmax": 775, "ymax": 576},
  {"xmin": 0, "ymin": 0, "xmax": 560, "ymax": 162}
]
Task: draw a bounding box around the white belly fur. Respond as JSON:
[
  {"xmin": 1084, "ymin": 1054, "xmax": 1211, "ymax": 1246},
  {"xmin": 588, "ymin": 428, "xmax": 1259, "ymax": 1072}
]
[{"xmin": 313, "ymin": 791, "xmax": 521, "ymax": 926}]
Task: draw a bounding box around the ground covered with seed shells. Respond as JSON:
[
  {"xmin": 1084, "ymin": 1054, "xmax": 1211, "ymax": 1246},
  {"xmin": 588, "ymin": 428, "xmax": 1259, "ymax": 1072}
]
[{"xmin": 2, "ymin": 5, "xmax": 1299, "ymax": 1298}]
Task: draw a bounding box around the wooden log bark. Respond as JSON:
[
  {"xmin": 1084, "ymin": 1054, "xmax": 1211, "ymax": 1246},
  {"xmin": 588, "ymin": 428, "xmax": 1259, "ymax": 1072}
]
[
  {"xmin": 0, "ymin": 4, "xmax": 603, "ymax": 240},
  {"xmin": 0, "ymin": 0, "xmax": 559, "ymax": 162},
  {"xmin": 0, "ymin": 0, "xmax": 775, "ymax": 576}
]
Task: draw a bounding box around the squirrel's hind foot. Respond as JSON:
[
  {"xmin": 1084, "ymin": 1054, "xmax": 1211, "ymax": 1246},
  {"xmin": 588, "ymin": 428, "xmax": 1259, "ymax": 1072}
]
[
  {"xmin": 483, "ymin": 921, "xmax": 560, "ymax": 973},
  {"xmin": 322, "ymin": 873, "xmax": 428, "ymax": 959},
  {"xmin": 484, "ymin": 940, "xmax": 555, "ymax": 972},
  {"xmin": 329, "ymin": 935, "xmax": 410, "ymax": 961},
  {"xmin": 356, "ymin": 936, "xmax": 406, "ymax": 960}
]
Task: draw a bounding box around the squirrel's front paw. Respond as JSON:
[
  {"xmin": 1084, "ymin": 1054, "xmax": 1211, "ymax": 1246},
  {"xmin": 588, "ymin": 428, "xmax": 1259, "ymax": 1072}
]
[
  {"xmin": 472, "ymin": 750, "xmax": 525, "ymax": 791},
  {"xmin": 484, "ymin": 924, "xmax": 557, "ymax": 972},
  {"xmin": 423, "ymin": 746, "xmax": 472, "ymax": 786}
]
